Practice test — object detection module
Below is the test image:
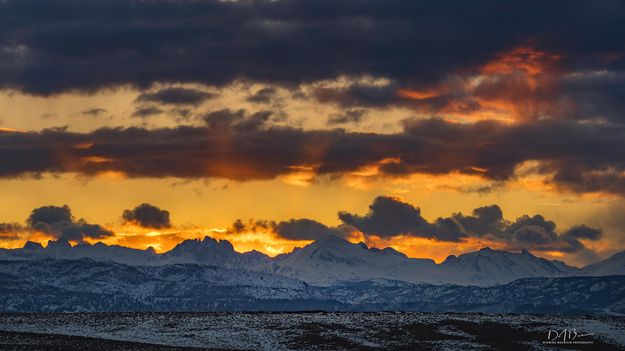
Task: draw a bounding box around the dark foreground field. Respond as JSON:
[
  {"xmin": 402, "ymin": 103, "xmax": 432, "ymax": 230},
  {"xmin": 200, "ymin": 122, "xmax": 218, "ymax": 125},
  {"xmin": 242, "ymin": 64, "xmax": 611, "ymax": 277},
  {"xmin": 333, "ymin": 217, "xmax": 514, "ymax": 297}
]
[{"xmin": 0, "ymin": 312, "xmax": 623, "ymax": 350}]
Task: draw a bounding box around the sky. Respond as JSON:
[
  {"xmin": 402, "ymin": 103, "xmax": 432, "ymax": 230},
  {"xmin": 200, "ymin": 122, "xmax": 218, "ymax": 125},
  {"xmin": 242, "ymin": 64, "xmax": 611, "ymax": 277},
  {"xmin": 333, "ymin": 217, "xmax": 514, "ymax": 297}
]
[{"xmin": 1, "ymin": 0, "xmax": 625, "ymax": 266}]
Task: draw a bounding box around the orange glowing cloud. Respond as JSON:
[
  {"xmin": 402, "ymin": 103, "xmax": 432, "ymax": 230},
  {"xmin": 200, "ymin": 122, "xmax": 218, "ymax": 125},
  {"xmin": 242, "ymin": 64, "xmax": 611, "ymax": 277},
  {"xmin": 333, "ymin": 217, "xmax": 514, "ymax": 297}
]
[
  {"xmin": 279, "ymin": 165, "xmax": 318, "ymax": 187},
  {"xmin": 396, "ymin": 45, "xmax": 565, "ymax": 123},
  {"xmin": 0, "ymin": 229, "xmax": 56, "ymax": 249},
  {"xmin": 481, "ymin": 45, "xmax": 562, "ymax": 76},
  {"xmin": 0, "ymin": 127, "xmax": 25, "ymax": 133},
  {"xmin": 396, "ymin": 88, "xmax": 443, "ymax": 100}
]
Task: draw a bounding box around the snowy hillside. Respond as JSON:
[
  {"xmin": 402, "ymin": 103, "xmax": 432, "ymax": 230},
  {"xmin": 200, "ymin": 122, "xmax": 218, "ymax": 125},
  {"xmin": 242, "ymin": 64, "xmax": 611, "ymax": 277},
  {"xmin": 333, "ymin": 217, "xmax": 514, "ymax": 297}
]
[
  {"xmin": 0, "ymin": 258, "xmax": 330, "ymax": 312},
  {"xmin": 0, "ymin": 259, "xmax": 623, "ymax": 314},
  {"xmin": 326, "ymin": 276, "xmax": 625, "ymax": 315},
  {"xmin": 580, "ymin": 250, "xmax": 625, "ymax": 276}
]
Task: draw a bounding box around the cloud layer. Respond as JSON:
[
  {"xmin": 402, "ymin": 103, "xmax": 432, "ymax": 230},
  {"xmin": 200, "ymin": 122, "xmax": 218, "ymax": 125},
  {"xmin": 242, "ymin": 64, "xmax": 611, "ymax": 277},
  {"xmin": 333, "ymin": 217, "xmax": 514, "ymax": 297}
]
[
  {"xmin": 1, "ymin": 113, "xmax": 624, "ymax": 195},
  {"xmin": 339, "ymin": 196, "xmax": 602, "ymax": 253},
  {"xmin": 136, "ymin": 88, "xmax": 215, "ymax": 106},
  {"xmin": 1, "ymin": 0, "xmax": 624, "ymax": 198},
  {"xmin": 1, "ymin": 0, "xmax": 623, "ymax": 98},
  {"xmin": 228, "ymin": 196, "xmax": 602, "ymax": 257},
  {"xmin": 0, "ymin": 198, "xmax": 605, "ymax": 262}
]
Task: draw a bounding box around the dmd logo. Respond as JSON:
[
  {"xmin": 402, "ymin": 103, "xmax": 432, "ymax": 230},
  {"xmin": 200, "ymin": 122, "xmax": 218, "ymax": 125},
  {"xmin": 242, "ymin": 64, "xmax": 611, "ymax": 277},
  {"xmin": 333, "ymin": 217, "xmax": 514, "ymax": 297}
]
[{"xmin": 542, "ymin": 328, "xmax": 595, "ymax": 345}]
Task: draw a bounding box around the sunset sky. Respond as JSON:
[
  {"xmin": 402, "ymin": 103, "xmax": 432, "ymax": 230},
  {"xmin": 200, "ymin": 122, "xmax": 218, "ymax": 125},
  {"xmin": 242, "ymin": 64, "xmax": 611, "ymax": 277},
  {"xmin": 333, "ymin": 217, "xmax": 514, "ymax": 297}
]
[{"xmin": 1, "ymin": 0, "xmax": 625, "ymax": 266}]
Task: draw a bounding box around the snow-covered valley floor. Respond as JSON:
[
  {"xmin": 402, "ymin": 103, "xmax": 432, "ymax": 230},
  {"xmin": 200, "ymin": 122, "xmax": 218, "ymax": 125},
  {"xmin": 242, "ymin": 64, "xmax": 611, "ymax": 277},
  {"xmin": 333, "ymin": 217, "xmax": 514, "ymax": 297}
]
[{"xmin": 0, "ymin": 312, "xmax": 623, "ymax": 350}]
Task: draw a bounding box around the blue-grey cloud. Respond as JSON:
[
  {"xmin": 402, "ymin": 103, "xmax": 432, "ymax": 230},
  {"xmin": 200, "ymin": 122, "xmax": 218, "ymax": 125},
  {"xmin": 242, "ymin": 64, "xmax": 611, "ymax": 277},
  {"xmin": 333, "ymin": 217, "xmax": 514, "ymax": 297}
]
[
  {"xmin": 136, "ymin": 87, "xmax": 215, "ymax": 106},
  {"xmin": 122, "ymin": 203, "xmax": 171, "ymax": 229},
  {"xmin": 26, "ymin": 205, "xmax": 113, "ymax": 242},
  {"xmin": 338, "ymin": 196, "xmax": 602, "ymax": 252}
]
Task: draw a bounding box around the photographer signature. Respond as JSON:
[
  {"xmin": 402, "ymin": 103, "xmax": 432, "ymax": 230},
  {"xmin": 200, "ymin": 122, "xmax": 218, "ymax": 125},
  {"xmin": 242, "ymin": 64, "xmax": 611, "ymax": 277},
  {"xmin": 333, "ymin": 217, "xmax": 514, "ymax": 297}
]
[{"xmin": 543, "ymin": 328, "xmax": 595, "ymax": 345}]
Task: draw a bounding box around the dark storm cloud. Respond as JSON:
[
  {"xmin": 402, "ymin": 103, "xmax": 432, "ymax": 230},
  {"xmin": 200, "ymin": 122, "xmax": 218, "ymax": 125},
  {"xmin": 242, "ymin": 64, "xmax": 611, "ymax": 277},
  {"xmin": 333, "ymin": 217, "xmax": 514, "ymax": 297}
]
[
  {"xmin": 81, "ymin": 108, "xmax": 108, "ymax": 117},
  {"xmin": 203, "ymin": 109, "xmax": 273, "ymax": 131},
  {"xmin": 122, "ymin": 203, "xmax": 171, "ymax": 229},
  {"xmin": 327, "ymin": 109, "xmax": 366, "ymax": 125},
  {"xmin": 132, "ymin": 106, "xmax": 164, "ymax": 118},
  {"xmin": 1, "ymin": 115, "xmax": 625, "ymax": 195},
  {"xmin": 0, "ymin": 222, "xmax": 23, "ymax": 239},
  {"xmin": 1, "ymin": 0, "xmax": 624, "ymax": 99},
  {"xmin": 338, "ymin": 196, "xmax": 602, "ymax": 252},
  {"xmin": 136, "ymin": 87, "xmax": 215, "ymax": 106},
  {"xmin": 247, "ymin": 87, "xmax": 278, "ymax": 104},
  {"xmin": 339, "ymin": 196, "xmax": 435, "ymax": 238},
  {"xmin": 399, "ymin": 117, "xmax": 625, "ymax": 192},
  {"xmin": 314, "ymin": 83, "xmax": 398, "ymax": 108},
  {"xmin": 26, "ymin": 205, "xmax": 114, "ymax": 242},
  {"xmin": 229, "ymin": 218, "xmax": 347, "ymax": 241},
  {"xmin": 273, "ymin": 219, "xmax": 347, "ymax": 240},
  {"xmin": 313, "ymin": 81, "xmax": 478, "ymax": 119},
  {"xmin": 498, "ymin": 217, "xmax": 602, "ymax": 253},
  {"xmin": 229, "ymin": 196, "xmax": 601, "ymax": 253},
  {"xmin": 559, "ymin": 70, "xmax": 625, "ymax": 123},
  {"xmin": 0, "ymin": 223, "xmax": 22, "ymax": 233},
  {"xmin": 27, "ymin": 205, "xmax": 72, "ymax": 225},
  {"xmin": 449, "ymin": 208, "xmax": 603, "ymax": 253}
]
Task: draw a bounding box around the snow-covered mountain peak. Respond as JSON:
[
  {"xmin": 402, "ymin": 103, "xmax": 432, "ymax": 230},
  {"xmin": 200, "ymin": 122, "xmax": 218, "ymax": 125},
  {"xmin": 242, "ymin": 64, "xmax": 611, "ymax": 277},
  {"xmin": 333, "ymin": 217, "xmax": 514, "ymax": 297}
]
[
  {"xmin": 161, "ymin": 236, "xmax": 271, "ymax": 270},
  {"xmin": 581, "ymin": 249, "xmax": 625, "ymax": 276},
  {"xmin": 163, "ymin": 236, "xmax": 236, "ymax": 261},
  {"xmin": 272, "ymin": 236, "xmax": 440, "ymax": 286},
  {"xmin": 441, "ymin": 246, "xmax": 578, "ymax": 285}
]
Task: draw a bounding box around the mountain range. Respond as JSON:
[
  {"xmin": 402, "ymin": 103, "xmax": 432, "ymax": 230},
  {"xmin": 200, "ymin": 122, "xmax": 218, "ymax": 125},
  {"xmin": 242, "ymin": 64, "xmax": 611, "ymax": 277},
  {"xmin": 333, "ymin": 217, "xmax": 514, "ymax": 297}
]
[
  {"xmin": 2, "ymin": 235, "xmax": 621, "ymax": 285},
  {"xmin": 1, "ymin": 235, "xmax": 624, "ymax": 314}
]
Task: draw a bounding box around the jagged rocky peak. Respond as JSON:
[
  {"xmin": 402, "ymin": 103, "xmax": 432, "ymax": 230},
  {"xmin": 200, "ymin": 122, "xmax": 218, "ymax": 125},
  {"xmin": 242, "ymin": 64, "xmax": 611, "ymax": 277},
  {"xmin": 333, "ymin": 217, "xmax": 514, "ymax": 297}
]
[
  {"xmin": 162, "ymin": 236, "xmax": 239, "ymax": 264},
  {"xmin": 46, "ymin": 238, "xmax": 71, "ymax": 250},
  {"xmin": 22, "ymin": 241, "xmax": 44, "ymax": 251},
  {"xmin": 172, "ymin": 236, "xmax": 235, "ymax": 252},
  {"xmin": 442, "ymin": 254, "xmax": 457, "ymax": 263}
]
